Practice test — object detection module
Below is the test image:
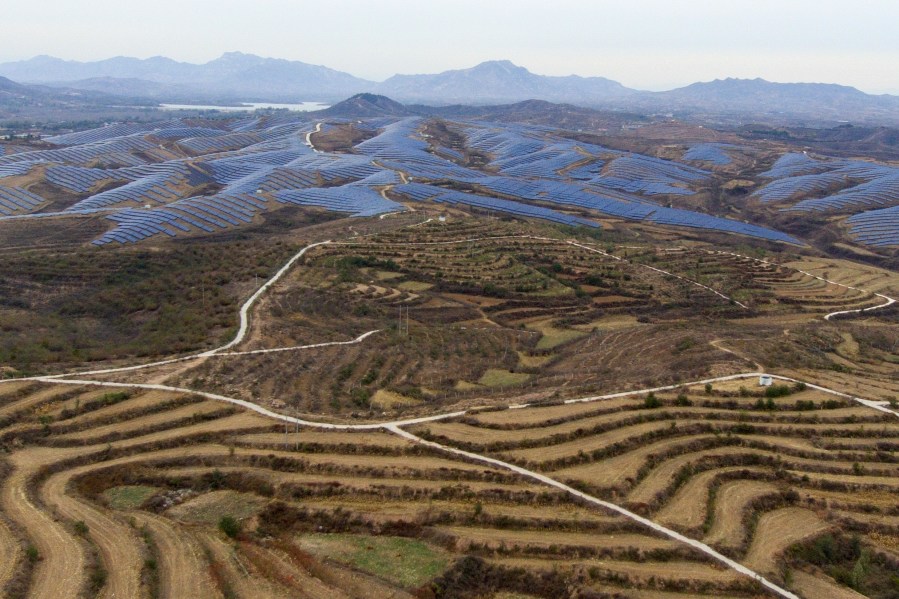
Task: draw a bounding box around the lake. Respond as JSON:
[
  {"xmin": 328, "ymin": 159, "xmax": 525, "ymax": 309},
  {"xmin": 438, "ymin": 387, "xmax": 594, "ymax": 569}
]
[{"xmin": 160, "ymin": 101, "xmax": 330, "ymax": 112}]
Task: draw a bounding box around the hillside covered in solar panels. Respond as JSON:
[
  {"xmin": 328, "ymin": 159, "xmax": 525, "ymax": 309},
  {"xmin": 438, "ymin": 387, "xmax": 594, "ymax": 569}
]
[
  {"xmin": 0, "ymin": 113, "xmax": 817, "ymax": 247},
  {"xmin": 752, "ymin": 152, "xmax": 899, "ymax": 247}
]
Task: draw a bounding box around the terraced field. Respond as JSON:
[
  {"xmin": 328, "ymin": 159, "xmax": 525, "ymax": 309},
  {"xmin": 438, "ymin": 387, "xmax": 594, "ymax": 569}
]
[
  {"xmin": 411, "ymin": 381, "xmax": 899, "ymax": 598},
  {"xmin": 0, "ymin": 380, "xmax": 808, "ymax": 599},
  {"xmin": 627, "ymin": 247, "xmax": 896, "ymax": 318},
  {"xmin": 2, "ymin": 371, "xmax": 896, "ymax": 598}
]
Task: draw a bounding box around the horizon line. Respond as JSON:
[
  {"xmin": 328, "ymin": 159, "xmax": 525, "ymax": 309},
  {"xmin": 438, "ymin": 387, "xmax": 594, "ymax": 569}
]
[{"xmin": 2, "ymin": 52, "xmax": 897, "ymax": 97}]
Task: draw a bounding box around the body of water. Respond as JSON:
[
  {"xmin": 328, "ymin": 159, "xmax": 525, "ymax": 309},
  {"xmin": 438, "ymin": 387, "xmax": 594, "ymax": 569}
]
[{"xmin": 160, "ymin": 101, "xmax": 330, "ymax": 112}]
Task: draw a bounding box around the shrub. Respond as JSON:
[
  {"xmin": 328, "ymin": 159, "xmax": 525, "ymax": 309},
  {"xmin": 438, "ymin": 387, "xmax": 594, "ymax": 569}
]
[
  {"xmin": 765, "ymin": 384, "xmax": 792, "ymax": 398},
  {"xmin": 675, "ymin": 337, "xmax": 696, "ymax": 352},
  {"xmin": 89, "ymin": 567, "xmax": 107, "ymax": 593},
  {"xmin": 218, "ymin": 515, "xmax": 241, "ymax": 539},
  {"xmin": 644, "ymin": 393, "xmax": 662, "ymax": 409}
]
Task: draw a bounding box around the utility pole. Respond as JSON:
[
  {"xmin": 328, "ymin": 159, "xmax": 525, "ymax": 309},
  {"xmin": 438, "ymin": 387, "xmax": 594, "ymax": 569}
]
[{"xmin": 398, "ymin": 306, "xmax": 410, "ymax": 336}]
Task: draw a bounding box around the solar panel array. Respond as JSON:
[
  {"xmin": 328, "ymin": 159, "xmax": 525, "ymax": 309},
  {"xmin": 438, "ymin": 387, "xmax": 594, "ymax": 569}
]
[
  {"xmin": 753, "ymin": 171, "xmax": 847, "ymax": 203},
  {"xmin": 394, "ymin": 183, "xmax": 599, "ymax": 228},
  {"xmin": 566, "ymin": 161, "xmax": 605, "ymax": 181},
  {"xmin": 789, "ymin": 174, "xmax": 899, "ymax": 213},
  {"xmin": 457, "ymin": 176, "xmax": 798, "ymax": 243},
  {"xmin": 473, "ymin": 177, "xmax": 656, "ymax": 220},
  {"xmin": 0, "ymin": 186, "xmax": 44, "ymax": 215},
  {"xmin": 177, "ymin": 132, "xmax": 262, "ymax": 154},
  {"xmin": 644, "ymin": 207, "xmax": 798, "ymax": 243},
  {"xmin": 276, "ymin": 186, "xmax": 405, "ymax": 217},
  {"xmin": 44, "ymin": 122, "xmax": 167, "ymax": 146},
  {"xmin": 68, "ymin": 173, "xmax": 183, "ymax": 211},
  {"xmin": 0, "ymin": 114, "xmax": 809, "ymax": 246},
  {"xmin": 0, "ymin": 160, "xmax": 46, "ymax": 179},
  {"xmin": 45, "ymin": 165, "xmax": 118, "ymax": 193},
  {"xmin": 846, "ymin": 204, "xmax": 899, "ymax": 247},
  {"xmin": 92, "ymin": 193, "xmax": 269, "ymax": 245},
  {"xmin": 150, "ymin": 127, "xmax": 227, "ymax": 140},
  {"xmin": 596, "ymin": 154, "xmax": 708, "ymax": 196},
  {"xmin": 759, "ymin": 153, "xmax": 829, "ymax": 179},
  {"xmin": 682, "ymin": 143, "xmax": 734, "ymax": 166},
  {"xmin": 753, "ymin": 152, "xmax": 899, "ymax": 246},
  {"xmin": 0, "ymin": 134, "xmax": 157, "ymax": 169}
]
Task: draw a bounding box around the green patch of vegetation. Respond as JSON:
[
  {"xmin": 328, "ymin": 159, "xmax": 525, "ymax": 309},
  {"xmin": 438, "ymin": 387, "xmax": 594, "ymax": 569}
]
[
  {"xmin": 397, "ymin": 280, "xmax": 433, "ymax": 292},
  {"xmin": 675, "ymin": 393, "xmax": 692, "ymax": 406},
  {"xmin": 370, "ymin": 389, "xmax": 421, "ymax": 409},
  {"xmin": 298, "ymin": 533, "xmax": 449, "ymax": 587},
  {"xmin": 26, "ymin": 544, "xmax": 39, "ymax": 562},
  {"xmin": 788, "ymin": 533, "xmax": 899, "ymax": 598},
  {"xmin": 454, "ymin": 380, "xmax": 483, "ymax": 391},
  {"xmin": 169, "ymin": 490, "xmax": 265, "ymax": 526},
  {"xmin": 516, "ymin": 351, "xmax": 551, "ymax": 368},
  {"xmin": 529, "ymin": 322, "xmax": 586, "ymax": 350},
  {"xmin": 478, "ymin": 369, "xmax": 531, "ymax": 387},
  {"xmin": 218, "ymin": 515, "xmax": 241, "ymax": 539},
  {"xmin": 103, "ymin": 485, "xmax": 159, "ymax": 510},
  {"xmin": 374, "ymin": 270, "xmax": 403, "ymax": 281},
  {"xmin": 674, "ymin": 337, "xmax": 696, "ymax": 353},
  {"xmin": 643, "ymin": 392, "xmax": 662, "ymax": 408}
]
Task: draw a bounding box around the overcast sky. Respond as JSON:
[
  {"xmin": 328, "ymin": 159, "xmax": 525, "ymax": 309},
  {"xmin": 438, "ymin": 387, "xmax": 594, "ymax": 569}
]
[{"xmin": 4, "ymin": 0, "xmax": 899, "ymax": 93}]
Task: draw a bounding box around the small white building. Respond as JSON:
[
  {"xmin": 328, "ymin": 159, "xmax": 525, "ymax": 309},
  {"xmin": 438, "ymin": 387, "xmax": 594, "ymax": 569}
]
[{"xmin": 759, "ymin": 375, "xmax": 774, "ymax": 387}]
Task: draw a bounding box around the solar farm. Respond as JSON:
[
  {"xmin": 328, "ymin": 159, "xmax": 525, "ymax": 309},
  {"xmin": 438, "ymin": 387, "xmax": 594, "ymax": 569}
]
[
  {"xmin": 752, "ymin": 153, "xmax": 899, "ymax": 247},
  {"xmin": 0, "ymin": 114, "xmax": 816, "ymax": 247},
  {"xmin": 1, "ymin": 112, "xmax": 898, "ymax": 599}
]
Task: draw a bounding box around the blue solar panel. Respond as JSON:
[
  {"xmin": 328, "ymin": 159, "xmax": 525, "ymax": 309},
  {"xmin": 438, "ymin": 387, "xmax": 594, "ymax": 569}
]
[{"xmin": 682, "ymin": 144, "xmax": 736, "ymax": 166}]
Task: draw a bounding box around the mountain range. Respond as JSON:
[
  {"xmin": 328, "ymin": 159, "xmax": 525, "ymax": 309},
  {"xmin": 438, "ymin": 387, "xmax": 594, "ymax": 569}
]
[{"xmin": 2, "ymin": 53, "xmax": 899, "ymax": 125}]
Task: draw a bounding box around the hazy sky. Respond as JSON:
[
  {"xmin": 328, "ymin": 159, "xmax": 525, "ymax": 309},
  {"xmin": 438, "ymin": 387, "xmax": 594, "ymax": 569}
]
[{"xmin": 5, "ymin": 0, "xmax": 899, "ymax": 93}]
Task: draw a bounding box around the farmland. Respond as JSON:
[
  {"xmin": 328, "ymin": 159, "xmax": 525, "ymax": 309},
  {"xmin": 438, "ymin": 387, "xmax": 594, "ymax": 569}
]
[
  {"xmin": 0, "ymin": 108, "xmax": 898, "ymax": 598},
  {"xmin": 147, "ymin": 217, "xmax": 896, "ymax": 418},
  {"xmin": 0, "ymin": 366, "xmax": 897, "ymax": 598}
]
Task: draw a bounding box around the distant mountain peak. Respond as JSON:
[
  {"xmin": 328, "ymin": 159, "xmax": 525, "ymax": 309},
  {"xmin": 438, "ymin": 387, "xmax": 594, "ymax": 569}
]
[
  {"xmin": 321, "ymin": 93, "xmax": 410, "ymax": 117},
  {"xmin": 0, "ymin": 53, "xmax": 897, "ymax": 124},
  {"xmin": 215, "ymin": 51, "xmax": 263, "ymax": 62},
  {"xmin": 472, "ymin": 59, "xmax": 522, "ymax": 70}
]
